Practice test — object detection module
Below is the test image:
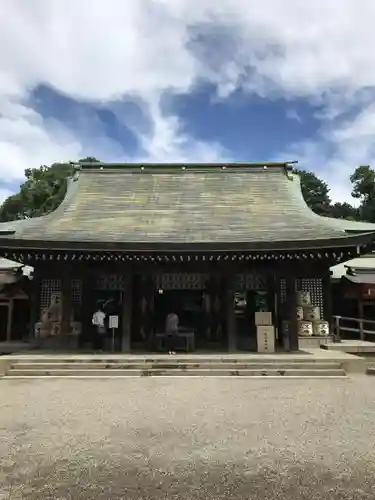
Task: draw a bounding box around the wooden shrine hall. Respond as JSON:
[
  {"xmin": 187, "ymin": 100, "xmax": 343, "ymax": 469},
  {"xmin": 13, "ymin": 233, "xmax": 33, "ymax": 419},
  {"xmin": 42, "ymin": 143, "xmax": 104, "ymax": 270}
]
[{"xmin": 0, "ymin": 161, "xmax": 375, "ymax": 353}]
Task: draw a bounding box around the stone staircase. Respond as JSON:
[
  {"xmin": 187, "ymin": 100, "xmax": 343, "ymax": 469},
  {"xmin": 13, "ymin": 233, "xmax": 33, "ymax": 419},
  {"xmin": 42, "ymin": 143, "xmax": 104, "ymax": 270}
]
[{"xmin": 2, "ymin": 356, "xmax": 347, "ymax": 378}]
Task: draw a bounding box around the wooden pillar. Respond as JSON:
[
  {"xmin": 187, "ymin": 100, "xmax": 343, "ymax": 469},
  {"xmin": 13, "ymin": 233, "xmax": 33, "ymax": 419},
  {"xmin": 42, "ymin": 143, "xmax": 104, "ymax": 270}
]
[
  {"xmin": 267, "ymin": 274, "xmax": 277, "ymax": 342},
  {"xmin": 275, "ymin": 274, "xmax": 284, "ymax": 344},
  {"xmin": 80, "ymin": 268, "xmax": 94, "ymax": 347},
  {"xmin": 6, "ymin": 298, "xmax": 14, "ymax": 342},
  {"xmin": 207, "ymin": 275, "xmax": 216, "ymax": 341},
  {"xmin": 60, "ymin": 266, "xmax": 72, "ymax": 348},
  {"xmin": 144, "ymin": 274, "xmax": 155, "ymax": 344},
  {"xmin": 285, "ymin": 275, "xmax": 299, "ymax": 351},
  {"xmin": 358, "ymin": 300, "xmax": 365, "ymax": 340},
  {"xmin": 28, "ymin": 271, "xmax": 41, "ymax": 344},
  {"xmin": 226, "ymin": 274, "xmax": 236, "ymax": 352},
  {"xmin": 322, "ymin": 269, "xmax": 333, "ymax": 334},
  {"xmin": 121, "ymin": 271, "xmax": 133, "ymax": 353}
]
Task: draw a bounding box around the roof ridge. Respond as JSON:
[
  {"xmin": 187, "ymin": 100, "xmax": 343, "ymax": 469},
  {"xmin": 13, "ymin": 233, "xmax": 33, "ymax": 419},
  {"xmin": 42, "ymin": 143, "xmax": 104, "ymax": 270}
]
[{"xmin": 75, "ymin": 161, "xmax": 297, "ymax": 172}]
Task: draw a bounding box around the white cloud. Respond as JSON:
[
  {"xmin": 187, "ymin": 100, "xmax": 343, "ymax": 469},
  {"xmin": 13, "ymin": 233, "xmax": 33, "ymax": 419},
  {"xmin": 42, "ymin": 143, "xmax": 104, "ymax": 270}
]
[
  {"xmin": 1, "ymin": 0, "xmax": 375, "ymax": 203},
  {"xmin": 0, "ymin": 188, "xmax": 12, "ymax": 205},
  {"xmin": 134, "ymin": 97, "xmax": 227, "ymax": 162},
  {"xmin": 280, "ymin": 103, "xmax": 375, "ymax": 203},
  {"xmin": 0, "ymin": 100, "xmax": 82, "ymax": 181},
  {"xmin": 286, "ymin": 109, "xmax": 302, "ymax": 124}
]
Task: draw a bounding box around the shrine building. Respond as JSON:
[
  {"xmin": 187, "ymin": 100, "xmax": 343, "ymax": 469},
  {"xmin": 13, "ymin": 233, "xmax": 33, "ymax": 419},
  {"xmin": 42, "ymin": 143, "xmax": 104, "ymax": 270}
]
[{"xmin": 0, "ymin": 162, "xmax": 374, "ymax": 353}]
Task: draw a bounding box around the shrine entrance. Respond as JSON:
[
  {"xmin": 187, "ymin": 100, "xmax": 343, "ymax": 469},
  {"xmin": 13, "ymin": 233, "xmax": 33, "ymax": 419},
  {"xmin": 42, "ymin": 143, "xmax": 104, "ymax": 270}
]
[
  {"xmin": 130, "ymin": 272, "xmax": 228, "ymax": 351},
  {"xmin": 153, "ymin": 272, "xmax": 228, "ymax": 351},
  {"xmin": 154, "ymin": 289, "xmax": 205, "ymax": 344}
]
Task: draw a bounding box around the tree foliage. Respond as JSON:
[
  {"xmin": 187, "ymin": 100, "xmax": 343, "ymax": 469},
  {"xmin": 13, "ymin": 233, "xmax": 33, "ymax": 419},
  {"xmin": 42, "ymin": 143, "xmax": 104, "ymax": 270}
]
[
  {"xmin": 296, "ymin": 169, "xmax": 332, "ymax": 216},
  {"xmin": 0, "ymin": 157, "xmax": 99, "ymax": 222},
  {"xmin": 297, "ymin": 169, "xmax": 361, "ymax": 221},
  {"xmin": 329, "ymin": 202, "xmax": 360, "ymax": 221},
  {"xmin": 350, "ymin": 165, "xmax": 375, "ymax": 222}
]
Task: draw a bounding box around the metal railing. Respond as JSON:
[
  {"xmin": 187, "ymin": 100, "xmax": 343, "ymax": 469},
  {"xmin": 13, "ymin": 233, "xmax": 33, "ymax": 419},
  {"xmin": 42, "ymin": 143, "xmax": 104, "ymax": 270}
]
[{"xmin": 332, "ymin": 315, "xmax": 375, "ymax": 342}]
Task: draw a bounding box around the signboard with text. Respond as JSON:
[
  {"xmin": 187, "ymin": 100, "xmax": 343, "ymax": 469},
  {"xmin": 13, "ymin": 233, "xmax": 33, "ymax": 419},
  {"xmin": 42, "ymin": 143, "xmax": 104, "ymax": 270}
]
[{"xmin": 109, "ymin": 315, "xmax": 119, "ymax": 329}]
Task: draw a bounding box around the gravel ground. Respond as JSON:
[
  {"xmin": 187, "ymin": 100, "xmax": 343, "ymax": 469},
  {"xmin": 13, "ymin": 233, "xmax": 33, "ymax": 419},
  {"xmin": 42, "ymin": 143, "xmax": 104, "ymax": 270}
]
[{"xmin": 1, "ymin": 376, "xmax": 375, "ymax": 499}]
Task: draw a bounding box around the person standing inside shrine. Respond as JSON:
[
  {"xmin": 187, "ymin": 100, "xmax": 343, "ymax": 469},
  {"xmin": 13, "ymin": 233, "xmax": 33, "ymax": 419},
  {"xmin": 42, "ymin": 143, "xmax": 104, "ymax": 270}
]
[
  {"xmin": 92, "ymin": 304, "xmax": 106, "ymax": 351},
  {"xmin": 165, "ymin": 311, "xmax": 179, "ymax": 355}
]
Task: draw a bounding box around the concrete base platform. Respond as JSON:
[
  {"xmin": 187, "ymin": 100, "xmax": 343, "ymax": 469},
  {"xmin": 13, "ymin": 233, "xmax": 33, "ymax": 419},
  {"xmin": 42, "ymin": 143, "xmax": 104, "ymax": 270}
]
[
  {"xmin": 322, "ymin": 340, "xmax": 375, "ymax": 354},
  {"xmin": 0, "ymin": 347, "xmax": 358, "ymax": 359},
  {"xmin": 298, "ymin": 336, "xmax": 333, "ymax": 349},
  {"xmin": 0, "ymin": 342, "xmax": 32, "ymax": 354},
  {"xmin": 0, "ymin": 348, "xmax": 367, "ymax": 378}
]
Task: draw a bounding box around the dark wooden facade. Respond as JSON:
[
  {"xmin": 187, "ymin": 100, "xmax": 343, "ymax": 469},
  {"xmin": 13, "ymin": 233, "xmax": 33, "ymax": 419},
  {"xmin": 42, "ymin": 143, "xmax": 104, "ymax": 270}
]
[
  {"xmin": 0, "ymin": 162, "xmax": 374, "ymax": 352},
  {"xmin": 0, "ymin": 252, "xmax": 345, "ymax": 352},
  {"xmin": 0, "ymin": 260, "xmax": 30, "ymax": 344}
]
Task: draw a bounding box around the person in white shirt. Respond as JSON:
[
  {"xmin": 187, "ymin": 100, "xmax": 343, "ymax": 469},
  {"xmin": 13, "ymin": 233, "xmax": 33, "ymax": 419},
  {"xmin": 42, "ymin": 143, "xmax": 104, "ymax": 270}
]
[
  {"xmin": 92, "ymin": 305, "xmax": 106, "ymax": 351},
  {"xmin": 165, "ymin": 312, "xmax": 179, "ymax": 355}
]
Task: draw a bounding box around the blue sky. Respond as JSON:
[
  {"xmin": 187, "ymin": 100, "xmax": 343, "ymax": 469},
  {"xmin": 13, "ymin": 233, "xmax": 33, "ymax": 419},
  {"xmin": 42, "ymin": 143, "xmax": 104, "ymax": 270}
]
[
  {"xmin": 31, "ymin": 84, "xmax": 320, "ymax": 163},
  {"xmin": 1, "ymin": 0, "xmax": 375, "ymax": 204}
]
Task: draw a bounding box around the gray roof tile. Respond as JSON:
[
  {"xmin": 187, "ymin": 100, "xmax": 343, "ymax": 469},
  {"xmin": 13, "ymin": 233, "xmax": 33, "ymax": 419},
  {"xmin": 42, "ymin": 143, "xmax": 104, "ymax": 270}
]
[{"xmin": 0, "ymin": 164, "xmax": 374, "ymax": 247}]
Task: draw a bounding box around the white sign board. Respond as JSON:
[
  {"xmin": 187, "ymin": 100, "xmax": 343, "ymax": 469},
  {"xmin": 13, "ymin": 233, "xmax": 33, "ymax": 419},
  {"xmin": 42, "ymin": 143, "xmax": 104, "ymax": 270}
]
[
  {"xmin": 256, "ymin": 325, "xmax": 275, "ymax": 353},
  {"xmin": 109, "ymin": 315, "xmax": 119, "ymax": 329}
]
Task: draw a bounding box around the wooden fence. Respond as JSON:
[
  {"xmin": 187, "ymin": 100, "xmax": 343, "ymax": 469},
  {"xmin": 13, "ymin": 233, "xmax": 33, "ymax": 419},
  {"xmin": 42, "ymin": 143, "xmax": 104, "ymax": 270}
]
[{"xmin": 332, "ymin": 315, "xmax": 375, "ymax": 341}]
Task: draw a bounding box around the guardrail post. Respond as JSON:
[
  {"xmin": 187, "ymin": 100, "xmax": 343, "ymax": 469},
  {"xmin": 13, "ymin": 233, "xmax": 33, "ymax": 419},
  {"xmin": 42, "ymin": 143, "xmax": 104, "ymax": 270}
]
[
  {"xmin": 333, "ymin": 316, "xmax": 341, "ymax": 343},
  {"xmin": 359, "ymin": 319, "xmax": 365, "ymax": 341}
]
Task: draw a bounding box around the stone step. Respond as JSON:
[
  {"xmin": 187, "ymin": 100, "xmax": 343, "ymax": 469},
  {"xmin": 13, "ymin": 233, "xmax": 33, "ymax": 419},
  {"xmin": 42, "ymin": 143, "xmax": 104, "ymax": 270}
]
[
  {"xmin": 6, "ymin": 357, "xmax": 343, "ymax": 365},
  {"xmin": 3, "ymin": 375, "xmax": 348, "ymax": 380},
  {"xmin": 8, "ymin": 362, "xmax": 343, "ymax": 371},
  {"xmin": 5, "ymin": 368, "xmax": 347, "ymax": 377}
]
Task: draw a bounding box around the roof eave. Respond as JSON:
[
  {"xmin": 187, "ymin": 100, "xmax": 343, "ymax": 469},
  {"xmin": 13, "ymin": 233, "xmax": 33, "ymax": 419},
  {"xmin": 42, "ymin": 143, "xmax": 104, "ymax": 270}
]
[
  {"xmin": 343, "ymin": 275, "xmax": 375, "ymax": 285},
  {"xmin": 0, "ymin": 232, "xmax": 374, "ymax": 253}
]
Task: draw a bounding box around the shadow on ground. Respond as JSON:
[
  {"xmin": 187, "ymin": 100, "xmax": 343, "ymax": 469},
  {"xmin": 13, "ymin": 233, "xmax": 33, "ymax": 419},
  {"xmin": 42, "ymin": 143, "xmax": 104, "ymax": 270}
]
[
  {"xmin": 2, "ymin": 458, "xmax": 374, "ymax": 500},
  {"xmin": 2, "ymin": 377, "xmax": 375, "ymax": 499}
]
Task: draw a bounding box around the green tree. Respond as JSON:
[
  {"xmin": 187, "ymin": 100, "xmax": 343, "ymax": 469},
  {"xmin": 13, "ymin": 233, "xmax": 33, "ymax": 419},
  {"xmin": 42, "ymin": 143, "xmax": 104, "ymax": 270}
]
[
  {"xmin": 296, "ymin": 169, "xmax": 332, "ymax": 215},
  {"xmin": 329, "ymin": 202, "xmax": 360, "ymax": 221},
  {"xmin": 0, "ymin": 193, "xmax": 26, "ymax": 222},
  {"xmin": 297, "ymin": 168, "xmax": 360, "ymax": 220},
  {"xmin": 350, "ymin": 165, "xmax": 375, "ymax": 222},
  {"xmin": 0, "ymin": 157, "xmax": 100, "ymax": 222}
]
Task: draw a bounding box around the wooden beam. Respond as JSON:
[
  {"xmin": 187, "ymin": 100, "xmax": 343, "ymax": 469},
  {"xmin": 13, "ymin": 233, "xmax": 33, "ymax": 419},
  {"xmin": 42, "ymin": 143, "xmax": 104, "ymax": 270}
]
[{"xmin": 3, "ymin": 246, "xmax": 362, "ymax": 268}]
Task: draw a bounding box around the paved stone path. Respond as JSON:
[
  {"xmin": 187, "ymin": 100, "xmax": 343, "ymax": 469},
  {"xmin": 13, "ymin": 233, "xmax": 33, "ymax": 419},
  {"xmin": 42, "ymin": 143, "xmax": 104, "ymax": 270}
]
[{"xmin": 1, "ymin": 376, "xmax": 375, "ymax": 499}]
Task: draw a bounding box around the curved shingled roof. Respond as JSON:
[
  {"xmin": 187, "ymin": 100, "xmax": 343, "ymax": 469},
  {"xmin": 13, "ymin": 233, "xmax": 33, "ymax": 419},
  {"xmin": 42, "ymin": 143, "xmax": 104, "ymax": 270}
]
[{"xmin": 0, "ymin": 163, "xmax": 374, "ymax": 251}]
